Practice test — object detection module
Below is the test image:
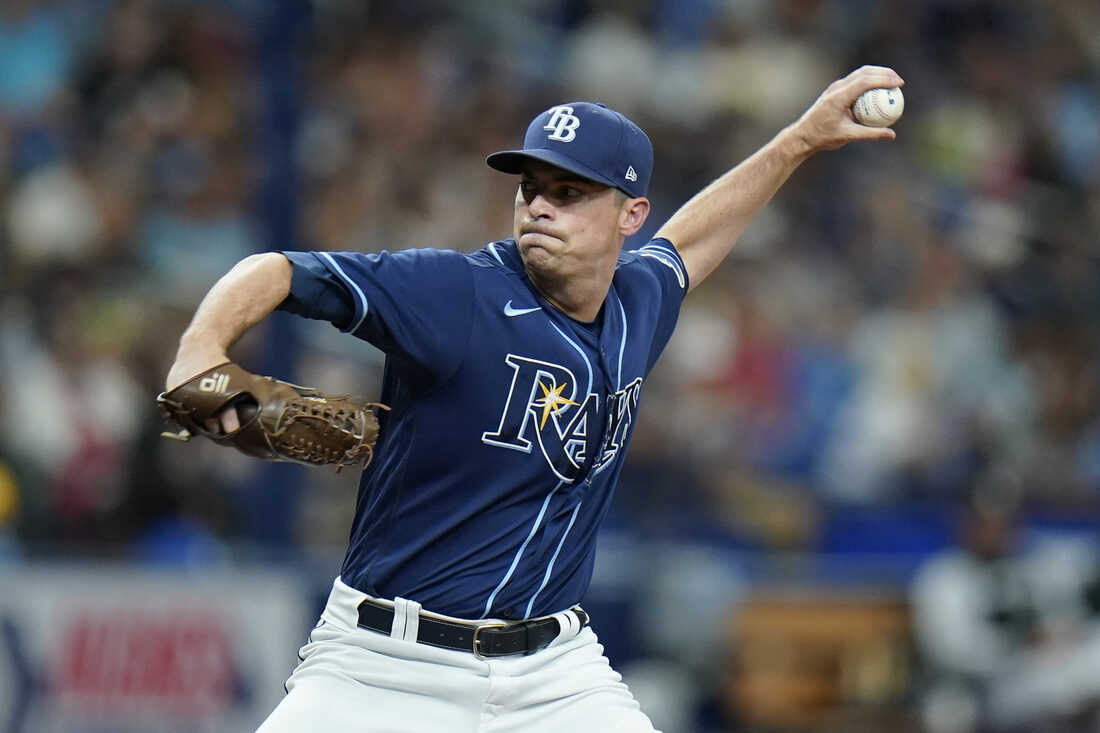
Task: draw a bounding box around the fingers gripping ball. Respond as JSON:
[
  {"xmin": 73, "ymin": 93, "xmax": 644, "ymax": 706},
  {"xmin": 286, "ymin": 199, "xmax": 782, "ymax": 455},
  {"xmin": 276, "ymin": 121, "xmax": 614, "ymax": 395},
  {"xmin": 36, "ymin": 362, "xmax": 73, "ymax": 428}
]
[
  {"xmin": 852, "ymin": 87, "xmax": 904, "ymax": 127},
  {"xmin": 157, "ymin": 362, "xmax": 386, "ymax": 471}
]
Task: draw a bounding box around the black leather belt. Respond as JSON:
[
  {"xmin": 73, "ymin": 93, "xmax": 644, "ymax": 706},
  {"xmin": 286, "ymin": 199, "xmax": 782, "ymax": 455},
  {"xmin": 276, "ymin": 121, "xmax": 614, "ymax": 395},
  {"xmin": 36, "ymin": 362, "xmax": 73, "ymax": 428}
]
[{"xmin": 356, "ymin": 598, "xmax": 589, "ymax": 658}]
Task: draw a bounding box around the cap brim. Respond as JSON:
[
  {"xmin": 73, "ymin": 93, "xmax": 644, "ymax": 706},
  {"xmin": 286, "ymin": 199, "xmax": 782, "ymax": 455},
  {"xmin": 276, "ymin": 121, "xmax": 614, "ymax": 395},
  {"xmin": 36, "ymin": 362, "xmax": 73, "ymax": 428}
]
[{"xmin": 486, "ymin": 149, "xmax": 620, "ymax": 190}]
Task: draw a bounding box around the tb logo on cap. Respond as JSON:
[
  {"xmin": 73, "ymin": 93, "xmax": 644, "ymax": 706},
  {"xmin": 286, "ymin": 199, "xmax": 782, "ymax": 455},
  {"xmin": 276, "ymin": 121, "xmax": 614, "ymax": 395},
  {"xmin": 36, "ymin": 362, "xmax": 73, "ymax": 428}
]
[{"xmin": 544, "ymin": 106, "xmax": 581, "ymax": 142}]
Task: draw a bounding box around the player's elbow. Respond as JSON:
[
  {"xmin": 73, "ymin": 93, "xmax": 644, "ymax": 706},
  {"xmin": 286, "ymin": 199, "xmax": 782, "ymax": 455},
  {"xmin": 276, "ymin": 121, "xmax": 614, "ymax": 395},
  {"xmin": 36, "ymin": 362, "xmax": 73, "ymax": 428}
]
[
  {"xmin": 238, "ymin": 251, "xmax": 290, "ymax": 271},
  {"xmin": 235, "ymin": 252, "xmax": 293, "ymax": 288}
]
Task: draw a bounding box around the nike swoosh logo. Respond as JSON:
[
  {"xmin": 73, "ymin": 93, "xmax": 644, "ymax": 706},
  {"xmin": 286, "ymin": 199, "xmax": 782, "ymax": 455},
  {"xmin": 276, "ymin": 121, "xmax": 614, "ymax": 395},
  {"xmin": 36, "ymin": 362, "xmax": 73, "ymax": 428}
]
[{"xmin": 503, "ymin": 300, "xmax": 541, "ymax": 317}]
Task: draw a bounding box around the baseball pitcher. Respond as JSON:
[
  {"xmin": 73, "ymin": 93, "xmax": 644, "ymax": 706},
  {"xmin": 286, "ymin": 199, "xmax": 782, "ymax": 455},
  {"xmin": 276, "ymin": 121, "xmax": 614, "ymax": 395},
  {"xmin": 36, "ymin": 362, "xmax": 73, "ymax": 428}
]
[{"xmin": 162, "ymin": 66, "xmax": 904, "ymax": 731}]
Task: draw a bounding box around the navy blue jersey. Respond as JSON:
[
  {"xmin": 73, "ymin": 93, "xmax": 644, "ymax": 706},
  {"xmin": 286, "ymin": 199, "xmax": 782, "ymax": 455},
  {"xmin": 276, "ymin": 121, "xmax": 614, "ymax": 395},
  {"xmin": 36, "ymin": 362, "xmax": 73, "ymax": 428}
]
[{"xmin": 279, "ymin": 238, "xmax": 687, "ymax": 619}]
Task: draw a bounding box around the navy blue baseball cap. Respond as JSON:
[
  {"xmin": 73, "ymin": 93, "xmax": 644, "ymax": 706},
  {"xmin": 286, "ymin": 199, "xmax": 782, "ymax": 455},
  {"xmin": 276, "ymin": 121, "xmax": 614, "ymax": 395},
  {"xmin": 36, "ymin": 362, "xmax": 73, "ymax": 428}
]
[{"xmin": 487, "ymin": 102, "xmax": 653, "ymax": 198}]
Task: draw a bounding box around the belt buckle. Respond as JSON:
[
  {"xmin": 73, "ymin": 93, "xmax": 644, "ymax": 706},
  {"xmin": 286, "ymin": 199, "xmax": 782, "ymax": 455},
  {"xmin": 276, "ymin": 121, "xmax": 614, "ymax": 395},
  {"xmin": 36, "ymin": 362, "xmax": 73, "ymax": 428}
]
[{"xmin": 472, "ymin": 622, "xmax": 510, "ymax": 659}]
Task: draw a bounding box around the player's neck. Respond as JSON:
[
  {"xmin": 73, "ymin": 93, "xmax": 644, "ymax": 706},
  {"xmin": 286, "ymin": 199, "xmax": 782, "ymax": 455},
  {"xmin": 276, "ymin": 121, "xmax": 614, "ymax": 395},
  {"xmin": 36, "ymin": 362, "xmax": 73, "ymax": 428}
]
[{"xmin": 526, "ymin": 269, "xmax": 611, "ymax": 323}]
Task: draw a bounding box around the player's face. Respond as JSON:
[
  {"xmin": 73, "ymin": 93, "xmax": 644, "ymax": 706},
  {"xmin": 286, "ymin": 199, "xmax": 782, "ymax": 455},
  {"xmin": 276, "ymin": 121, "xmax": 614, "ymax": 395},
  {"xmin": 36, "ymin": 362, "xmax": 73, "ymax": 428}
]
[{"xmin": 513, "ymin": 162, "xmax": 627, "ymax": 279}]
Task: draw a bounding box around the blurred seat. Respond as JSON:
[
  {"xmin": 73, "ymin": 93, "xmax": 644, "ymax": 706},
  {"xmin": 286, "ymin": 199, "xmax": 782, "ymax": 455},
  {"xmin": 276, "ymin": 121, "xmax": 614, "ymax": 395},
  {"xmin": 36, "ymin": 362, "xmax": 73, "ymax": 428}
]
[{"xmin": 727, "ymin": 591, "xmax": 915, "ymax": 731}]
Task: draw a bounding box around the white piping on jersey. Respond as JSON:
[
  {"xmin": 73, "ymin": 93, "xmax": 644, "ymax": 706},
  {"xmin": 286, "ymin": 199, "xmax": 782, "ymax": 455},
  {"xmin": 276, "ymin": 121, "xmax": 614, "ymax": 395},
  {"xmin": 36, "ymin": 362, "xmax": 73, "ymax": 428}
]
[
  {"xmin": 483, "ymin": 482, "xmax": 562, "ymax": 617},
  {"xmin": 640, "ymin": 240, "xmax": 681, "ymax": 261},
  {"xmin": 644, "ymin": 241, "xmax": 687, "ymax": 282},
  {"xmin": 319, "ymin": 252, "xmax": 371, "ymax": 333},
  {"xmin": 524, "ymin": 500, "xmax": 583, "ymax": 618},
  {"xmin": 639, "ymin": 240, "xmax": 685, "ymax": 274},
  {"xmin": 637, "ymin": 250, "xmax": 685, "ymax": 289},
  {"xmin": 487, "ymin": 242, "xmax": 504, "ymax": 265},
  {"xmin": 632, "ymin": 243, "xmax": 687, "ymax": 290},
  {"xmin": 615, "ymin": 294, "xmax": 627, "ymax": 390},
  {"xmin": 548, "ymin": 321, "xmax": 593, "ymax": 399}
]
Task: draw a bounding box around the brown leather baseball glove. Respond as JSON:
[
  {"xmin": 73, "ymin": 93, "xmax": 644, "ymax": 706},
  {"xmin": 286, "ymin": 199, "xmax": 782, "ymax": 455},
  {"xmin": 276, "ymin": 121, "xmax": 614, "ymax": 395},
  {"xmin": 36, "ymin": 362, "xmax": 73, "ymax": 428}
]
[{"xmin": 156, "ymin": 362, "xmax": 384, "ymax": 471}]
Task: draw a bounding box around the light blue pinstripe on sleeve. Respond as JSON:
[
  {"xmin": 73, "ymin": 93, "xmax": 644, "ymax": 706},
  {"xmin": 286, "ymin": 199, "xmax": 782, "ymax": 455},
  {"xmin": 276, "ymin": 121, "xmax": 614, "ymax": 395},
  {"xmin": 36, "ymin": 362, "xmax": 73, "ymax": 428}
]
[{"xmin": 319, "ymin": 252, "xmax": 370, "ymax": 333}]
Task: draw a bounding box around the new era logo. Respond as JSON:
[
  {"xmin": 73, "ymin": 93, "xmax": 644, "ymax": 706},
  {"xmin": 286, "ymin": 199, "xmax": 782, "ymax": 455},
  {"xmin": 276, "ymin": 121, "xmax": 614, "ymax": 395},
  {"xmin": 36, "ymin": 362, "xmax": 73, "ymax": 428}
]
[
  {"xmin": 625, "ymin": 166, "xmax": 637, "ymax": 182},
  {"xmin": 199, "ymin": 372, "xmax": 231, "ymax": 394}
]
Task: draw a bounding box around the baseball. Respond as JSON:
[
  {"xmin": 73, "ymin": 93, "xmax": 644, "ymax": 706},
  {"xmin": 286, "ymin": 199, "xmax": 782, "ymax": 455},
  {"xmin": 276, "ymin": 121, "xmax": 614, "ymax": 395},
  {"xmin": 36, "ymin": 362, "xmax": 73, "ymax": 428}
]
[{"xmin": 852, "ymin": 87, "xmax": 904, "ymax": 127}]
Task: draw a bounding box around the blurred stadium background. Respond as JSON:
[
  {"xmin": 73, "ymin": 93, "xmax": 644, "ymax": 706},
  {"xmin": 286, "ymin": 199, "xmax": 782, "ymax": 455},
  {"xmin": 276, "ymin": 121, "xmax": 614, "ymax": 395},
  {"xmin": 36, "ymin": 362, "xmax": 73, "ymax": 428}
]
[{"xmin": 1, "ymin": 0, "xmax": 1099, "ymax": 731}]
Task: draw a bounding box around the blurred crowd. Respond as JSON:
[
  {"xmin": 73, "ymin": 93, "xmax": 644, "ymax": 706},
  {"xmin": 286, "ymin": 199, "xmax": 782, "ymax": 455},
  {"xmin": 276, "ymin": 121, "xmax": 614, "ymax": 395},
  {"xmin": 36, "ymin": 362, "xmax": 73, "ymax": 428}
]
[
  {"xmin": 0, "ymin": 0, "xmax": 1098, "ymax": 567},
  {"xmin": 1, "ymin": 0, "xmax": 1099, "ymax": 730}
]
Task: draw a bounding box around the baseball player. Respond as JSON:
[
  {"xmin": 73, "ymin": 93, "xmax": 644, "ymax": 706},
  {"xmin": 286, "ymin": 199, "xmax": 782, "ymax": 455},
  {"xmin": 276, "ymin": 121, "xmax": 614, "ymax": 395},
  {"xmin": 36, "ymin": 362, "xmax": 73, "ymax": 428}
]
[{"xmin": 165, "ymin": 66, "xmax": 903, "ymax": 731}]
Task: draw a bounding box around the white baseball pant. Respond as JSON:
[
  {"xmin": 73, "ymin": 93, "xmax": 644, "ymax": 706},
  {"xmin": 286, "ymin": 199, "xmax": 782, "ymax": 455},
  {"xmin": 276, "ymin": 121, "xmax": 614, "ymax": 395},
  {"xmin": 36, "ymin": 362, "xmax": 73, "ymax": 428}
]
[{"xmin": 256, "ymin": 577, "xmax": 660, "ymax": 732}]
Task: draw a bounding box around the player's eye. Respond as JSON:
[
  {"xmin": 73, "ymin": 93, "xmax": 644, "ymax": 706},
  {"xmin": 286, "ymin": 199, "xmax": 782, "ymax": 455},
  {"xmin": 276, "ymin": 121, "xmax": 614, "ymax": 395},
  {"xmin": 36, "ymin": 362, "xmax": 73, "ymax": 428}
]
[{"xmin": 518, "ymin": 180, "xmax": 587, "ymax": 206}]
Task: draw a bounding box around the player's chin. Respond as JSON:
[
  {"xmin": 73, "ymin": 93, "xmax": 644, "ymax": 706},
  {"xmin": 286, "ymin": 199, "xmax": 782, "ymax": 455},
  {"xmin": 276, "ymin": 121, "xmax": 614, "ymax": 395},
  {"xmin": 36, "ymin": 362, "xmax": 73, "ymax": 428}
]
[{"xmin": 520, "ymin": 246, "xmax": 566, "ymax": 280}]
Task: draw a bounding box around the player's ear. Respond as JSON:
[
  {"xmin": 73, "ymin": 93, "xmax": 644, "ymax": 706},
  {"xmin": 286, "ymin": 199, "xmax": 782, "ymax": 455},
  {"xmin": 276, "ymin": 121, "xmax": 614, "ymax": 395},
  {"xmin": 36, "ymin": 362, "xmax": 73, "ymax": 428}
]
[{"xmin": 618, "ymin": 197, "xmax": 650, "ymax": 237}]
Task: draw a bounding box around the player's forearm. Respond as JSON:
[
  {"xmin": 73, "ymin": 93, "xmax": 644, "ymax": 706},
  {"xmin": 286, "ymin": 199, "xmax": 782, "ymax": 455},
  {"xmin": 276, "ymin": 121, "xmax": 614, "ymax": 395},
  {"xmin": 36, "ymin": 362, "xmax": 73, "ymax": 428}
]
[
  {"xmin": 166, "ymin": 252, "xmax": 292, "ymax": 390},
  {"xmin": 659, "ymin": 67, "xmax": 903, "ymax": 292},
  {"xmin": 655, "ymin": 126, "xmax": 810, "ymax": 291}
]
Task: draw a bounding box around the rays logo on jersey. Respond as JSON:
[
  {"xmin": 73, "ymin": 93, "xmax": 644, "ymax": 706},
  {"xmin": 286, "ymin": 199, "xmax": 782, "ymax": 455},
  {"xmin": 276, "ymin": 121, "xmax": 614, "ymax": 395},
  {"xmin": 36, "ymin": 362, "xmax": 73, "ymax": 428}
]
[{"xmin": 481, "ymin": 354, "xmax": 642, "ymax": 481}]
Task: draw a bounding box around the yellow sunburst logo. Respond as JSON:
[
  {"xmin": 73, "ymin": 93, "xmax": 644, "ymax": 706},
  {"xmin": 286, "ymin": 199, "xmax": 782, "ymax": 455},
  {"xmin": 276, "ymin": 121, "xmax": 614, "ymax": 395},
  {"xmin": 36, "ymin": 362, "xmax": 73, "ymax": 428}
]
[{"xmin": 534, "ymin": 380, "xmax": 579, "ymax": 429}]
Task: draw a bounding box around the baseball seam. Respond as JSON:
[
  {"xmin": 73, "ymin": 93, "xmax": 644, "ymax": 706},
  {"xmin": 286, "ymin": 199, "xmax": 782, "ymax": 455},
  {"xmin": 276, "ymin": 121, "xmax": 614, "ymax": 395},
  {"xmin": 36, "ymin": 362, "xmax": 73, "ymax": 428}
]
[{"xmin": 871, "ymin": 91, "xmax": 890, "ymax": 119}]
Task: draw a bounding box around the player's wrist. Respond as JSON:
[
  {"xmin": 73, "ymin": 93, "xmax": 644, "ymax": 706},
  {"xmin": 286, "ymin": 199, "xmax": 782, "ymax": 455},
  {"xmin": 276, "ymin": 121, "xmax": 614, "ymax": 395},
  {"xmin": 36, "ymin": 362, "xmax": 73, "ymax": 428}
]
[
  {"xmin": 166, "ymin": 336, "xmax": 230, "ymax": 391},
  {"xmin": 177, "ymin": 330, "xmax": 230, "ymax": 363},
  {"xmin": 774, "ymin": 123, "xmax": 816, "ymax": 164}
]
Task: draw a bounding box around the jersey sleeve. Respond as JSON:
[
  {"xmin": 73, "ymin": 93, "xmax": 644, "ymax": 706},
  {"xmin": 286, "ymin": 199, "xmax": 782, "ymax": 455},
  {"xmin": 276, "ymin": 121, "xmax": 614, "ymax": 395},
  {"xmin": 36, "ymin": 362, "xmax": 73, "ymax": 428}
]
[
  {"xmin": 278, "ymin": 251, "xmax": 358, "ymax": 329},
  {"xmin": 628, "ymin": 238, "xmax": 689, "ymax": 373},
  {"xmin": 278, "ymin": 248, "xmax": 474, "ymax": 378}
]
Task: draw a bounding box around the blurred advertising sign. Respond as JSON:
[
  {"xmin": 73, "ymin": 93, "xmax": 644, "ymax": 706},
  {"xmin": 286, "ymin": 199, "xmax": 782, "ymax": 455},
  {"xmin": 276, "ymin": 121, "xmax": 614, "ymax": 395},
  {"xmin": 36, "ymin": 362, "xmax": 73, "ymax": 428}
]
[{"xmin": 0, "ymin": 566, "xmax": 311, "ymax": 733}]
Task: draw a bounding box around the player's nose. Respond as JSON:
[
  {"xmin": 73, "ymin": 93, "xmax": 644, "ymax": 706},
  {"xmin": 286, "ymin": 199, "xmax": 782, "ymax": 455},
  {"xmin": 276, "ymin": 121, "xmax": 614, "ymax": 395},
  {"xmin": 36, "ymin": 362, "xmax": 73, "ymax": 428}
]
[{"xmin": 525, "ymin": 192, "xmax": 556, "ymax": 219}]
